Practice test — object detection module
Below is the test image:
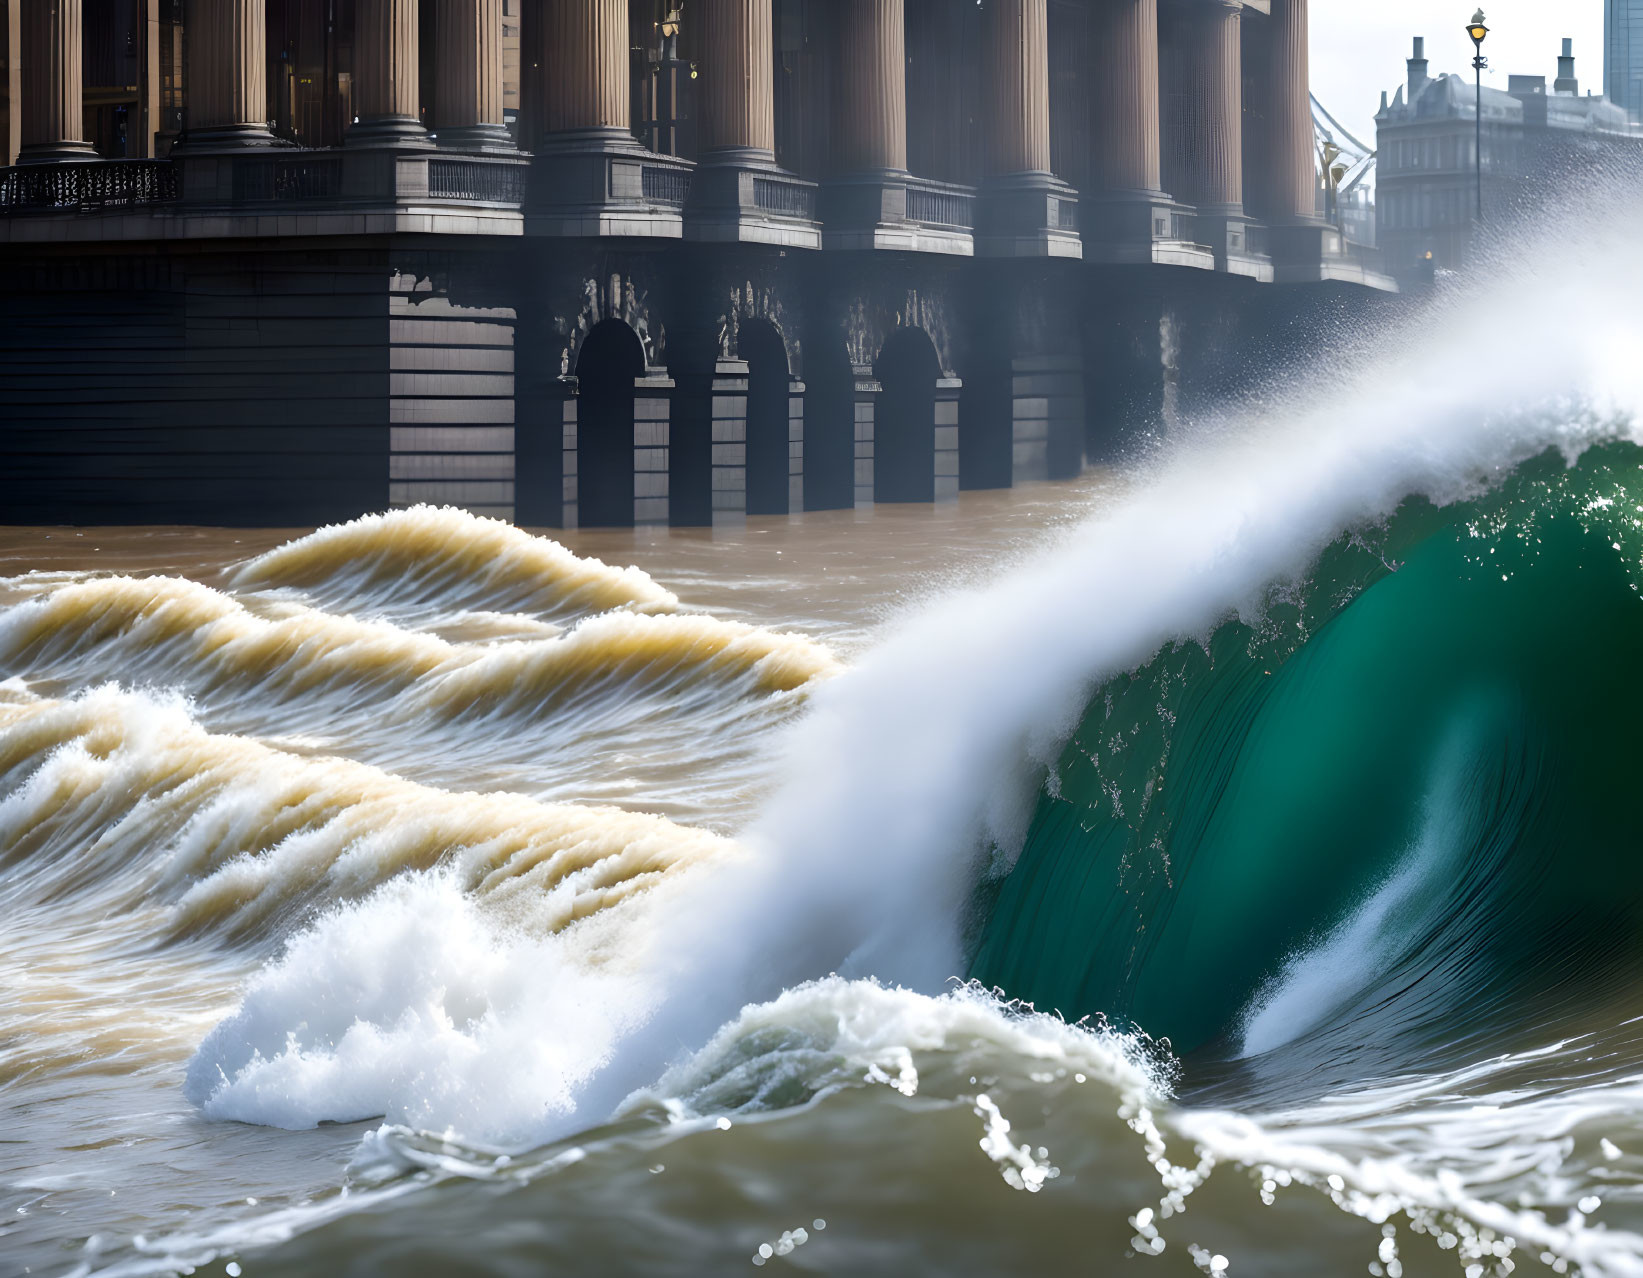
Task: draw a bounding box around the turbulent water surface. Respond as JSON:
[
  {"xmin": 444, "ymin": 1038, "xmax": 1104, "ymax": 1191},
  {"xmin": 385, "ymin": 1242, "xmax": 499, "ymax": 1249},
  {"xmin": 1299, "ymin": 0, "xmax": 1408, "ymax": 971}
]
[{"xmin": 11, "ymin": 216, "xmax": 1643, "ymax": 1278}]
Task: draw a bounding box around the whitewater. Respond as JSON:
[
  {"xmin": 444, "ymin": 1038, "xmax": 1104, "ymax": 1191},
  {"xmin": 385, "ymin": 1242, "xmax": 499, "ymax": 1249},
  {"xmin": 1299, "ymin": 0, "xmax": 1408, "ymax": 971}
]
[{"xmin": 8, "ymin": 202, "xmax": 1643, "ymax": 1276}]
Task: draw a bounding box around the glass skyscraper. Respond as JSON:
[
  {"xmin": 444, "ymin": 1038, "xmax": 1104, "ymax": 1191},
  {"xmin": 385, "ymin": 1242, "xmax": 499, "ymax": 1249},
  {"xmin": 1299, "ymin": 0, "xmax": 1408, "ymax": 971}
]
[{"xmin": 1608, "ymin": 0, "xmax": 1643, "ymax": 121}]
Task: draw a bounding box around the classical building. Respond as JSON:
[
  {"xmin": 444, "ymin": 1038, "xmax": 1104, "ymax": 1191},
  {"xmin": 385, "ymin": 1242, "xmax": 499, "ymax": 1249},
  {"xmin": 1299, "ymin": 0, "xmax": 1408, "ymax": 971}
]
[
  {"xmin": 0, "ymin": 0, "xmax": 1393, "ymax": 528},
  {"xmin": 1377, "ymin": 35, "xmax": 1636, "ymax": 287}
]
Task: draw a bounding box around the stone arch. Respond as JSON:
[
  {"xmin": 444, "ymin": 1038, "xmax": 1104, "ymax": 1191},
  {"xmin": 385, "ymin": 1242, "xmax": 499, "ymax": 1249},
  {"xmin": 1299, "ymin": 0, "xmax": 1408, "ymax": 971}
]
[
  {"xmin": 575, "ymin": 318, "xmax": 648, "ymax": 528},
  {"xmin": 874, "ymin": 326, "xmax": 942, "ymax": 504},
  {"xmin": 560, "ymin": 272, "xmax": 666, "ymax": 378},
  {"xmin": 740, "ymin": 318, "xmax": 793, "ymax": 517}
]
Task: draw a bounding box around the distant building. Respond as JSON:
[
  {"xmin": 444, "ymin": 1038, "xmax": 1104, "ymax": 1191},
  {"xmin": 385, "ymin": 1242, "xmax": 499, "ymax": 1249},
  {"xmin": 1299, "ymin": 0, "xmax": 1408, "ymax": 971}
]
[
  {"xmin": 1608, "ymin": 0, "xmax": 1643, "ymax": 123},
  {"xmin": 1376, "ymin": 36, "xmax": 1636, "ymax": 285},
  {"xmin": 1334, "ymin": 187, "xmax": 1376, "ymax": 249}
]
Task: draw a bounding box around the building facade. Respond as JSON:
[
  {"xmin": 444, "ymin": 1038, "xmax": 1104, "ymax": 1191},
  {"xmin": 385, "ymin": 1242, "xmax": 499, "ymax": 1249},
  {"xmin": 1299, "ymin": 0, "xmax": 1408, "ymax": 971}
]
[
  {"xmin": 0, "ymin": 0, "xmax": 1394, "ymax": 529},
  {"xmin": 1608, "ymin": 0, "xmax": 1643, "ymax": 123},
  {"xmin": 1377, "ymin": 35, "xmax": 1636, "ymax": 286}
]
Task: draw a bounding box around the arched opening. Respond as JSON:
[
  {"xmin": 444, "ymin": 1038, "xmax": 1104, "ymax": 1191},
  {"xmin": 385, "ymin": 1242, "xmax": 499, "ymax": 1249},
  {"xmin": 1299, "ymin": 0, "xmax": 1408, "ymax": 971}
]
[
  {"xmin": 960, "ymin": 361, "xmax": 1013, "ymax": 491},
  {"xmin": 742, "ymin": 320, "xmax": 792, "ymax": 517},
  {"xmin": 575, "ymin": 319, "xmax": 647, "ymax": 528},
  {"xmin": 803, "ymin": 340, "xmax": 857, "ymax": 511},
  {"xmin": 874, "ymin": 327, "xmax": 941, "ymax": 504}
]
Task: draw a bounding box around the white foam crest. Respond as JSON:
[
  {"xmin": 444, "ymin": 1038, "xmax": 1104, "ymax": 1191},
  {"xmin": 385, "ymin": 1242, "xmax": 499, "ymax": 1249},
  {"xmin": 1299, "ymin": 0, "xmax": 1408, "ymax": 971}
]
[
  {"xmin": 635, "ymin": 976, "xmax": 1162, "ymax": 1122},
  {"xmin": 1173, "ymin": 1042, "xmax": 1643, "ymax": 1277},
  {"xmin": 186, "ymin": 871, "xmax": 670, "ymax": 1143}
]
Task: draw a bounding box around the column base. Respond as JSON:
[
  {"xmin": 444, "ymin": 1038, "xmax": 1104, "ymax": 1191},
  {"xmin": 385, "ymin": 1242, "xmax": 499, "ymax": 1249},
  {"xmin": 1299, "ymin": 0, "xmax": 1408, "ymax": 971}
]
[
  {"xmin": 434, "ymin": 123, "xmax": 518, "ymax": 154},
  {"xmin": 173, "ymin": 123, "xmax": 288, "ymax": 154},
  {"xmin": 683, "ymin": 151, "xmax": 820, "ymax": 249},
  {"xmin": 1263, "ymin": 218, "xmax": 1395, "ymax": 290},
  {"xmin": 1080, "ymin": 190, "xmax": 1214, "ymax": 270},
  {"xmin": 975, "ymin": 172, "xmax": 1082, "ymax": 259},
  {"xmin": 15, "ymin": 141, "xmax": 101, "ymax": 164},
  {"xmin": 819, "ymin": 171, "xmax": 974, "ymax": 255},
  {"xmin": 346, "ymin": 115, "xmax": 435, "ymax": 150},
  {"xmin": 528, "ymin": 132, "xmax": 691, "ymax": 238},
  {"xmin": 1192, "ymin": 207, "xmax": 1273, "ymax": 282}
]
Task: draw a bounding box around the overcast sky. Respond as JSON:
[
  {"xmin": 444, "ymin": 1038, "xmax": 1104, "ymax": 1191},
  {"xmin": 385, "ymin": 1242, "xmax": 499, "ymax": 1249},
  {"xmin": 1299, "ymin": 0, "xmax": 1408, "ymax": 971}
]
[{"xmin": 1311, "ymin": 0, "xmax": 1607, "ymax": 147}]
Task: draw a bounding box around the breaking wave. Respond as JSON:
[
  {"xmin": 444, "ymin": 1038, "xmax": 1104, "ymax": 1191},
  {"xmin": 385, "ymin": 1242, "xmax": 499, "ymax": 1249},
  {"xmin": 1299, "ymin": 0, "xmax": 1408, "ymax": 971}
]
[
  {"xmin": 0, "ymin": 685, "xmax": 728, "ymax": 945},
  {"xmin": 233, "ymin": 504, "xmax": 679, "ymax": 623}
]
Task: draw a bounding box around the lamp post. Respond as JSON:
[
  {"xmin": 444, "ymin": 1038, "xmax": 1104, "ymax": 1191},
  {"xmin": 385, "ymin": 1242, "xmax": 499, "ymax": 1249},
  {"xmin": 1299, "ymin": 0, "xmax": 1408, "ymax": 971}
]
[{"xmin": 1467, "ymin": 10, "xmax": 1489, "ymax": 223}]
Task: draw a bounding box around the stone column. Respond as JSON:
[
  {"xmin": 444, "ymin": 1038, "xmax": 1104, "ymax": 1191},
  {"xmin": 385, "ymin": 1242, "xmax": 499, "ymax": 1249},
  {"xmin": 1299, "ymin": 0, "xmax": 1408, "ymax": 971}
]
[
  {"xmin": 434, "ymin": 0, "xmax": 513, "ymax": 150},
  {"xmin": 698, "ymin": 0, "xmax": 775, "ymax": 161},
  {"xmin": 135, "ymin": 0, "xmax": 159, "ymax": 158},
  {"xmin": 18, "ymin": 0, "xmax": 96, "ymax": 162},
  {"xmin": 833, "ymin": 0, "xmax": 906, "ymax": 175},
  {"xmin": 975, "ymin": 0, "xmax": 1076, "ymax": 257},
  {"xmin": 983, "ymin": 0, "xmax": 1050, "ymax": 176},
  {"xmin": 349, "ymin": 0, "xmax": 432, "ymax": 147},
  {"xmin": 3, "ymin": 0, "xmax": 22, "ymax": 166},
  {"xmin": 541, "ymin": 0, "xmax": 630, "ymax": 145},
  {"xmin": 183, "ymin": 0, "xmax": 277, "ymax": 148},
  {"xmin": 1262, "ymin": 0, "xmax": 1314, "ymax": 220},
  {"xmin": 1087, "ymin": 0, "xmax": 1162, "ymax": 195},
  {"xmin": 1168, "ymin": 0, "xmax": 1242, "ymax": 212}
]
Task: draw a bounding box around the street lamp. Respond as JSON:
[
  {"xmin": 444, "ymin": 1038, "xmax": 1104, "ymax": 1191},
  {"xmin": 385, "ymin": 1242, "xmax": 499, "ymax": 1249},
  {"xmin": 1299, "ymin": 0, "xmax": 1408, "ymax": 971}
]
[{"xmin": 1467, "ymin": 9, "xmax": 1489, "ymax": 223}]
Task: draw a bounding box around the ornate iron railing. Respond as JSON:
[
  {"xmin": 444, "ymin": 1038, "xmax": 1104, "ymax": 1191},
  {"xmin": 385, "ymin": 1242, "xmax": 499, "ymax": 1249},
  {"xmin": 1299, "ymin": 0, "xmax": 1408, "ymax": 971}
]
[
  {"xmin": 641, "ymin": 161, "xmax": 693, "ymax": 206},
  {"xmin": 0, "ymin": 159, "xmax": 178, "ymax": 214},
  {"xmin": 231, "ymin": 154, "xmax": 342, "ymax": 203},
  {"xmin": 752, "ymin": 174, "xmax": 817, "ymax": 220},
  {"xmin": 428, "ymin": 158, "xmax": 528, "ymax": 204},
  {"xmin": 905, "ymin": 178, "xmax": 975, "ymax": 229},
  {"xmin": 276, "ymin": 155, "xmax": 343, "ymax": 201}
]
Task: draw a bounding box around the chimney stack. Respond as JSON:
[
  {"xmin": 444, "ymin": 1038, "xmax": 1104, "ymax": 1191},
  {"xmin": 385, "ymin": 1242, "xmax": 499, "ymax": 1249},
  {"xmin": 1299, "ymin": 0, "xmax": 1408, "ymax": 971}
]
[
  {"xmin": 1408, "ymin": 36, "xmax": 1429, "ymax": 102},
  {"xmin": 1555, "ymin": 37, "xmax": 1579, "ymax": 95}
]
